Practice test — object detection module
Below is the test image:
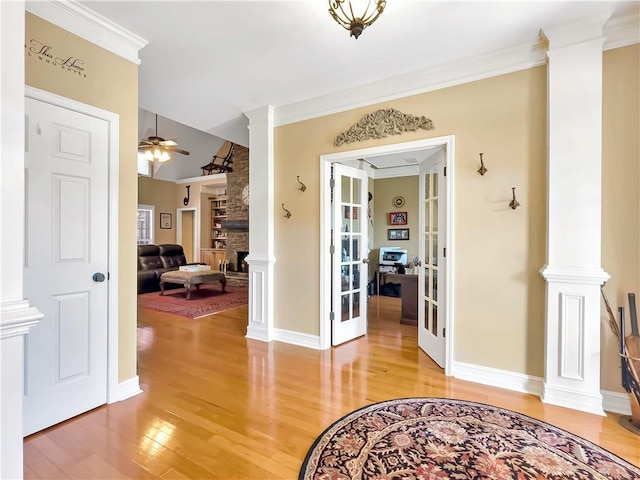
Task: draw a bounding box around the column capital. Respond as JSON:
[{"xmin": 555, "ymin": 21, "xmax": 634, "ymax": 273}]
[
  {"xmin": 540, "ymin": 265, "xmax": 610, "ymax": 285},
  {"xmin": 1, "ymin": 301, "xmax": 43, "ymax": 339},
  {"xmin": 245, "ymin": 105, "xmax": 274, "ymax": 126},
  {"xmin": 541, "ymin": 11, "xmax": 611, "ymax": 50}
]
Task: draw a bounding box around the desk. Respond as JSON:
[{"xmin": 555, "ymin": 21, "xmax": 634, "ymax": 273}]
[{"xmin": 384, "ymin": 273, "xmax": 418, "ymax": 325}]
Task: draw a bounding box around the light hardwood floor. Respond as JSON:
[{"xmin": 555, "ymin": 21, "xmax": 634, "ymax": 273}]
[{"xmin": 24, "ymin": 296, "xmax": 639, "ymax": 478}]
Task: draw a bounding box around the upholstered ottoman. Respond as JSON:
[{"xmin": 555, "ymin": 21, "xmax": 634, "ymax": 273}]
[{"xmin": 159, "ymin": 270, "xmax": 226, "ymax": 300}]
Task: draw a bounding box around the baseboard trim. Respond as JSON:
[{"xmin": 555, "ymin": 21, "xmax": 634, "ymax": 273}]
[
  {"xmin": 453, "ymin": 362, "xmax": 629, "ymax": 415},
  {"xmin": 116, "ymin": 376, "xmax": 142, "ymax": 402},
  {"xmin": 452, "ymin": 361, "xmax": 543, "ymax": 396},
  {"xmin": 245, "ymin": 326, "xmax": 271, "ymax": 342},
  {"xmin": 273, "ymin": 328, "xmax": 321, "ymax": 350},
  {"xmin": 602, "ymin": 390, "xmax": 632, "ymax": 415}
]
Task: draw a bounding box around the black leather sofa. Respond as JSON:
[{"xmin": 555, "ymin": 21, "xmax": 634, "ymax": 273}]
[{"xmin": 138, "ymin": 244, "xmax": 189, "ymax": 294}]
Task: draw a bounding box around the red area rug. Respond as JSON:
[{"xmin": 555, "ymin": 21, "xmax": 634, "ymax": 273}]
[
  {"xmin": 300, "ymin": 397, "xmax": 640, "ymax": 480},
  {"xmin": 138, "ymin": 285, "xmax": 247, "ymax": 319}
]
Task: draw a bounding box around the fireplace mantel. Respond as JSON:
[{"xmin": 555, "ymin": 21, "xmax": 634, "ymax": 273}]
[{"xmin": 221, "ymin": 219, "xmax": 249, "ymax": 232}]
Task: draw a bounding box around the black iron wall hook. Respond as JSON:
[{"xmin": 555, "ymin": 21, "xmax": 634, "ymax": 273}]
[
  {"xmin": 477, "ymin": 153, "xmax": 488, "ymax": 176},
  {"xmin": 509, "ymin": 187, "xmax": 520, "ymax": 210},
  {"xmin": 297, "ymin": 176, "xmax": 307, "ymax": 192},
  {"xmin": 282, "ymin": 203, "xmax": 292, "ymax": 218},
  {"xmin": 183, "ymin": 185, "xmax": 190, "ymax": 206}
]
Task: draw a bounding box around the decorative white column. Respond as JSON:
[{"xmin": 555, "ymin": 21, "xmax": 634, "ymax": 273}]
[
  {"xmin": 540, "ymin": 15, "xmax": 611, "ymax": 416},
  {"xmin": 0, "ymin": 2, "xmax": 43, "ymax": 478},
  {"xmin": 244, "ymin": 106, "xmax": 276, "ymax": 342}
]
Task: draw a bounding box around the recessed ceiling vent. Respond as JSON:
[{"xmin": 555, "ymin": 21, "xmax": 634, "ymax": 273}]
[{"xmin": 404, "ymin": 157, "xmax": 418, "ymax": 164}]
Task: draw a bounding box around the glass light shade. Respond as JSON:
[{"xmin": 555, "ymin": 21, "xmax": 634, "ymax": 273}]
[
  {"xmin": 144, "ymin": 150, "xmax": 154, "ymax": 161},
  {"xmin": 158, "ymin": 151, "xmax": 171, "ymax": 163}
]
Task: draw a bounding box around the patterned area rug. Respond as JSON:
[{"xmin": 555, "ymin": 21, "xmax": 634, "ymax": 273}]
[
  {"xmin": 138, "ymin": 285, "xmax": 247, "ymax": 319},
  {"xmin": 299, "ymin": 398, "xmax": 640, "ymax": 480}
]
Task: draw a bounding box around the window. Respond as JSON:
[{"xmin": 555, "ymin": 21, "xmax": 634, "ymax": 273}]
[
  {"xmin": 137, "ymin": 204, "xmax": 154, "ymax": 245},
  {"xmin": 137, "ymin": 152, "xmax": 151, "ymax": 177}
]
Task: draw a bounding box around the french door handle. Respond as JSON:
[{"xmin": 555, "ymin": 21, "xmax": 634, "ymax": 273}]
[{"xmin": 362, "ymin": 258, "xmax": 369, "ymax": 264}]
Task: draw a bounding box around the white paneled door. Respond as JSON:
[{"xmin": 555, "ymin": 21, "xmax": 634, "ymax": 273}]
[
  {"xmin": 332, "ymin": 164, "xmax": 369, "ymax": 346},
  {"xmin": 23, "ymin": 97, "xmax": 109, "ymax": 436},
  {"xmin": 418, "ymin": 155, "xmax": 446, "ymax": 367}
]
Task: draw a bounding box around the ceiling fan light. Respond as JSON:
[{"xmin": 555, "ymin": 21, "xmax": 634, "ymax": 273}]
[
  {"xmin": 144, "ymin": 150, "xmax": 154, "ymax": 161},
  {"xmin": 158, "ymin": 151, "xmax": 171, "ymax": 163}
]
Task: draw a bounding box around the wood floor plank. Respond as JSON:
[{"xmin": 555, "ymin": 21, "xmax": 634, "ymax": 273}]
[{"xmin": 23, "ymin": 297, "xmax": 640, "ymax": 479}]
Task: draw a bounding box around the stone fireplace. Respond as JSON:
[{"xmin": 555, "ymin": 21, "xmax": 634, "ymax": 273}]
[{"xmin": 221, "ymin": 144, "xmax": 249, "ymax": 282}]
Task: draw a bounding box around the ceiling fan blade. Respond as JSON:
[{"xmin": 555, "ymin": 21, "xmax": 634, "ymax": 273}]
[
  {"xmin": 168, "ymin": 148, "xmax": 190, "ymax": 156},
  {"xmin": 159, "ymin": 139, "xmax": 178, "ymax": 147},
  {"xmin": 138, "ymin": 144, "xmax": 153, "ymax": 150},
  {"xmin": 138, "ymin": 140, "xmax": 153, "ymax": 146}
]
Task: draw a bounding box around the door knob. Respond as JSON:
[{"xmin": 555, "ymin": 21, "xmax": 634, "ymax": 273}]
[
  {"xmin": 92, "ymin": 272, "xmax": 106, "ymax": 283},
  {"xmin": 362, "ymin": 258, "xmax": 369, "ymax": 264}
]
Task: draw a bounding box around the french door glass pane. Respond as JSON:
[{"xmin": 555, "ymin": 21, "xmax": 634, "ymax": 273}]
[
  {"xmin": 353, "ymin": 177, "xmax": 361, "ymax": 204},
  {"xmin": 341, "ymin": 293, "xmax": 350, "ymax": 321},
  {"xmin": 353, "ymin": 263, "xmax": 360, "ymax": 288},
  {"xmin": 424, "ymin": 266, "xmax": 431, "ymax": 297},
  {"xmin": 431, "ymin": 304, "xmax": 438, "ymax": 335},
  {"xmin": 433, "ymin": 198, "xmax": 439, "ymax": 231},
  {"xmin": 342, "ymin": 176, "xmax": 350, "ymax": 202},
  {"xmin": 432, "ymin": 172, "xmax": 438, "ymax": 196},
  {"xmin": 352, "ymin": 206, "xmax": 361, "ymax": 233},
  {"xmin": 425, "ymin": 173, "xmax": 430, "ymax": 199}
]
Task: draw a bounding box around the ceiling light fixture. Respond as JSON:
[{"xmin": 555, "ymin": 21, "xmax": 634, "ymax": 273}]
[{"xmin": 328, "ymin": 0, "xmax": 386, "ymax": 39}]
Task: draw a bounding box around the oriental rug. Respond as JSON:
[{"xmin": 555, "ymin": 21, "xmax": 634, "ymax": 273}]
[
  {"xmin": 299, "ymin": 397, "xmax": 640, "ymax": 480},
  {"xmin": 138, "ymin": 285, "xmax": 247, "ymax": 319}
]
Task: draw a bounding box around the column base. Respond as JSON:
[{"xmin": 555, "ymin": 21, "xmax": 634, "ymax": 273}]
[{"xmin": 542, "ymin": 383, "xmax": 605, "ymax": 416}]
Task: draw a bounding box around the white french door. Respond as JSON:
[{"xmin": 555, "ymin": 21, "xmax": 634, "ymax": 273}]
[
  {"xmin": 331, "ymin": 164, "xmax": 369, "ymax": 346},
  {"xmin": 418, "ymin": 155, "xmax": 446, "ymax": 367},
  {"xmin": 23, "ymin": 97, "xmax": 109, "ymax": 435}
]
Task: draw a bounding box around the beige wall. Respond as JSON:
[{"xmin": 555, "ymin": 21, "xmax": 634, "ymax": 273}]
[
  {"xmin": 601, "ymin": 44, "xmax": 640, "ymax": 392},
  {"xmin": 276, "ymin": 66, "xmax": 548, "ymax": 379},
  {"xmin": 25, "ymin": 13, "xmax": 139, "ymax": 382},
  {"xmin": 138, "ymin": 177, "xmax": 179, "ymax": 245},
  {"xmin": 274, "ymin": 45, "xmax": 639, "ymax": 392},
  {"xmin": 372, "ymin": 176, "xmax": 419, "ymax": 273}
]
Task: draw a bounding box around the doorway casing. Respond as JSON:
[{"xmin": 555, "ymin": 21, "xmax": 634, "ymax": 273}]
[{"xmin": 319, "ymin": 136, "xmax": 455, "ymax": 376}]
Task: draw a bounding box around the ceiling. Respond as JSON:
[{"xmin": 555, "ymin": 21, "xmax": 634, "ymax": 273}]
[{"xmin": 77, "ymin": 1, "xmax": 637, "ymax": 147}]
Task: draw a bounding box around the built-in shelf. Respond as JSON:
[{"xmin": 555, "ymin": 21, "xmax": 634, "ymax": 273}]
[{"xmin": 209, "ymin": 188, "xmax": 227, "ymax": 250}]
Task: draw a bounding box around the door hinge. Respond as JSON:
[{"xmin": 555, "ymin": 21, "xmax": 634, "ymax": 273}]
[
  {"xmin": 444, "ymin": 166, "xmax": 447, "ymax": 177},
  {"xmin": 443, "ymin": 247, "xmax": 446, "ymax": 258},
  {"xmin": 443, "ymin": 327, "xmax": 446, "ymax": 337},
  {"xmin": 107, "ymin": 272, "xmax": 110, "ymax": 280},
  {"xmin": 330, "ymin": 312, "xmax": 335, "ymax": 321},
  {"xmin": 330, "ymin": 245, "xmax": 335, "ymax": 255},
  {"xmin": 330, "ymin": 178, "xmax": 335, "ymax": 189}
]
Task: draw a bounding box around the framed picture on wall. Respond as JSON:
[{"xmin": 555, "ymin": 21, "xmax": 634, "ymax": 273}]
[
  {"xmin": 388, "ymin": 228, "xmax": 410, "ymax": 240},
  {"xmin": 160, "ymin": 213, "xmax": 172, "ymax": 229},
  {"xmin": 389, "ymin": 211, "xmax": 407, "ymax": 225}
]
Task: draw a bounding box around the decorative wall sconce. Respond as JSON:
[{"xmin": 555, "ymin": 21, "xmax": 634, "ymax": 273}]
[
  {"xmin": 282, "ymin": 203, "xmax": 292, "ymax": 218},
  {"xmin": 509, "ymin": 187, "xmax": 520, "ymax": 210},
  {"xmin": 297, "ymin": 176, "xmax": 307, "ymax": 192},
  {"xmin": 477, "ymin": 153, "xmax": 487, "ymax": 176},
  {"xmin": 183, "ymin": 185, "xmax": 190, "ymax": 206}
]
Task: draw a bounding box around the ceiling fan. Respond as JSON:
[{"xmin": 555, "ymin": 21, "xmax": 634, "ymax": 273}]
[{"xmin": 138, "ymin": 114, "xmax": 190, "ymax": 162}]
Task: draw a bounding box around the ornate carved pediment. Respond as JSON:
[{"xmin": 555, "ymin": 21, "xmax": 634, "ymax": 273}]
[{"xmin": 335, "ymin": 109, "xmax": 434, "ymax": 146}]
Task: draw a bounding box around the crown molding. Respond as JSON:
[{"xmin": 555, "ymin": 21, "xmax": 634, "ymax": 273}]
[
  {"xmin": 604, "ymin": 13, "xmax": 640, "ymax": 50},
  {"xmin": 275, "ymin": 41, "xmax": 547, "ymax": 127},
  {"xmin": 26, "ymin": 0, "xmax": 147, "ymax": 65},
  {"xmin": 276, "ymin": 13, "xmax": 639, "ymax": 127}
]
